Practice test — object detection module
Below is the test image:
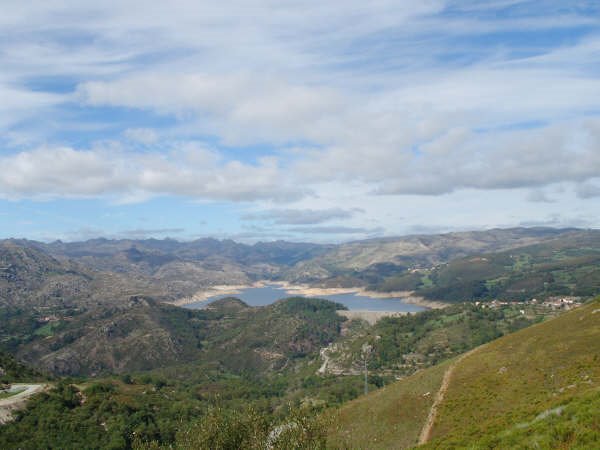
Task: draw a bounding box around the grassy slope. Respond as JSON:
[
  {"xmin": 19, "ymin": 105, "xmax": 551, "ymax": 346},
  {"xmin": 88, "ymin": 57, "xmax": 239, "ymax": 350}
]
[
  {"xmin": 425, "ymin": 298, "xmax": 600, "ymax": 448},
  {"xmin": 327, "ymin": 359, "xmax": 451, "ymax": 449},
  {"xmin": 468, "ymin": 388, "xmax": 600, "ymax": 449},
  {"xmin": 328, "ymin": 299, "xmax": 600, "ymax": 449}
]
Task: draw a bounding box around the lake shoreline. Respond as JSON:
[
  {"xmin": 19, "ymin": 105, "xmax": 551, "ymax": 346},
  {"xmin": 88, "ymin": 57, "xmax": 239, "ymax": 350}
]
[
  {"xmin": 270, "ymin": 281, "xmax": 447, "ymax": 309},
  {"xmin": 168, "ymin": 280, "xmax": 448, "ymax": 310}
]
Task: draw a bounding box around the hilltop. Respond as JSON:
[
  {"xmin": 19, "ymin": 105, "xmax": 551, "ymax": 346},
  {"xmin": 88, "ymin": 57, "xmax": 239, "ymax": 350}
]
[{"xmin": 328, "ymin": 298, "xmax": 600, "ymax": 449}]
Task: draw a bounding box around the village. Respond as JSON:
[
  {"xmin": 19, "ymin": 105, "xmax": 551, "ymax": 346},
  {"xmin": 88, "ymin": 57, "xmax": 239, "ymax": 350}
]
[{"xmin": 476, "ymin": 296, "xmax": 583, "ymax": 313}]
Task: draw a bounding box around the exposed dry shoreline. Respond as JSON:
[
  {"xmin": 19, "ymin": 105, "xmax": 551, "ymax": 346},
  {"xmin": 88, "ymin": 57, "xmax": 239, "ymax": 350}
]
[{"xmin": 168, "ymin": 280, "xmax": 447, "ymax": 310}]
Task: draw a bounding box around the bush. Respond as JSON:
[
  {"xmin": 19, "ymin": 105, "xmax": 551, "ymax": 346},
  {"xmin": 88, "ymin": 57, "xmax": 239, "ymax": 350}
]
[{"xmin": 174, "ymin": 406, "xmax": 269, "ymax": 450}]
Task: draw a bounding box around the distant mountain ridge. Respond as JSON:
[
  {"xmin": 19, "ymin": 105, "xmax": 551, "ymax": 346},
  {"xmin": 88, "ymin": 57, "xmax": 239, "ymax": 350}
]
[
  {"xmin": 6, "ymin": 225, "xmax": 587, "ymax": 271},
  {"xmin": 2, "ymin": 227, "xmax": 599, "ymax": 378},
  {"xmin": 39, "ymin": 237, "xmax": 331, "ymax": 266},
  {"xmin": 2, "ymin": 227, "xmax": 597, "ymax": 306}
]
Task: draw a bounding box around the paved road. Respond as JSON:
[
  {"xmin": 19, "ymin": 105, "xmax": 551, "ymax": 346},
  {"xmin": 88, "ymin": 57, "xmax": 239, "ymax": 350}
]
[{"xmin": 0, "ymin": 384, "xmax": 46, "ymax": 424}]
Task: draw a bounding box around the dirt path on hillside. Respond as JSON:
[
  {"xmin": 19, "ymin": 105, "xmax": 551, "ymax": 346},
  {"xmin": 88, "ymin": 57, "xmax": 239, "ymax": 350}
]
[
  {"xmin": 417, "ymin": 348, "xmax": 479, "ymax": 445},
  {"xmin": 0, "ymin": 384, "xmax": 47, "ymax": 424}
]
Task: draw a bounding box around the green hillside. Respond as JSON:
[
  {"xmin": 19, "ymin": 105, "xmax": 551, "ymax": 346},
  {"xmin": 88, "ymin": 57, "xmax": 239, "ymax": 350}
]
[
  {"xmin": 403, "ymin": 231, "xmax": 600, "ymax": 301},
  {"xmin": 328, "ymin": 360, "xmax": 451, "ymax": 449},
  {"xmin": 10, "ymin": 296, "xmax": 346, "ymax": 377},
  {"xmin": 328, "ymin": 298, "xmax": 600, "ymax": 449},
  {"xmin": 2, "ymin": 299, "xmax": 597, "ymax": 449},
  {"xmin": 2, "ymin": 233, "xmax": 599, "ymax": 449},
  {"xmin": 0, "ymin": 240, "xmax": 348, "ymax": 377},
  {"xmin": 425, "ymin": 298, "xmax": 600, "ymax": 448},
  {"xmin": 276, "ymin": 229, "xmax": 600, "ymax": 303},
  {"xmin": 322, "ymin": 302, "xmax": 552, "ymax": 377},
  {"xmin": 285, "ymin": 228, "xmax": 578, "ymax": 283}
]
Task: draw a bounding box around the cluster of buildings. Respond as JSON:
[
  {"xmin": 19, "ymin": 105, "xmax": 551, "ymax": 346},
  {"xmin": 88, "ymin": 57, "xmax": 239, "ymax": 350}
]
[
  {"xmin": 532, "ymin": 296, "xmax": 582, "ymax": 310},
  {"xmin": 474, "ymin": 296, "xmax": 582, "ymax": 311}
]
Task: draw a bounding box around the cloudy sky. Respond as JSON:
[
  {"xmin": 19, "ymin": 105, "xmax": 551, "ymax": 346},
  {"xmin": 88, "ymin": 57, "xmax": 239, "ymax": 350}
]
[{"xmin": 1, "ymin": 1, "xmax": 600, "ymax": 242}]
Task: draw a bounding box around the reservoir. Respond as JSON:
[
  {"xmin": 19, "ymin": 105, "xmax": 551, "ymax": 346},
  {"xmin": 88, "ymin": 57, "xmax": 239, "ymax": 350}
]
[{"xmin": 185, "ymin": 284, "xmax": 425, "ymax": 313}]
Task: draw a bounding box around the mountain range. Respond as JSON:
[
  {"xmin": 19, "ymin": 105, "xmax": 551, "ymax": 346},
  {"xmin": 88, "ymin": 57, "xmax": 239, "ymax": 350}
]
[
  {"xmin": 0, "ymin": 227, "xmax": 599, "ymax": 448},
  {"xmin": 2, "ymin": 227, "xmax": 599, "ymax": 376}
]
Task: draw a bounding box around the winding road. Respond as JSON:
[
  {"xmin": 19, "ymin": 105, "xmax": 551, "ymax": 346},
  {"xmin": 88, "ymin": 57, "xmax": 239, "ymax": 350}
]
[{"xmin": 0, "ymin": 384, "xmax": 47, "ymax": 424}]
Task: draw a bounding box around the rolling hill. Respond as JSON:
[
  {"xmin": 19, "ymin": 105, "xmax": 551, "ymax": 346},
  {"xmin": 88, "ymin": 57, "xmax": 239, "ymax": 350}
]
[
  {"xmin": 10, "ymin": 296, "xmax": 347, "ymax": 377},
  {"xmin": 3, "ymin": 228, "xmax": 600, "ymax": 380},
  {"xmin": 284, "ymin": 227, "xmax": 583, "ymax": 284},
  {"xmin": 328, "ymin": 297, "xmax": 600, "ymax": 449},
  {"xmin": 360, "ymin": 228, "xmax": 600, "ymax": 304}
]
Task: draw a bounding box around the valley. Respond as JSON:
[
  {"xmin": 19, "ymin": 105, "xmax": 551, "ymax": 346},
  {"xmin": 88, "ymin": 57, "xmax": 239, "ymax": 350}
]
[{"xmin": 0, "ymin": 227, "xmax": 599, "ymax": 449}]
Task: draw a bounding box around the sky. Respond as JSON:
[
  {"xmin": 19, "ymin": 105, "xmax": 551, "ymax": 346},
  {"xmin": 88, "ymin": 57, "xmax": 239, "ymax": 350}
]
[{"xmin": 1, "ymin": 0, "xmax": 600, "ymax": 243}]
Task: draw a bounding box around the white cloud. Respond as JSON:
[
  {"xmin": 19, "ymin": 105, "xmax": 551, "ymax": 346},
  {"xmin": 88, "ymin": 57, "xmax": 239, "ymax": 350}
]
[
  {"xmin": 299, "ymin": 118, "xmax": 600, "ymax": 196},
  {"xmin": 123, "ymin": 128, "xmax": 158, "ymax": 144},
  {"xmin": 0, "ymin": 145, "xmax": 305, "ymax": 203},
  {"xmin": 526, "ymin": 189, "xmax": 556, "ymax": 204},
  {"xmin": 286, "ymin": 225, "xmax": 384, "ymax": 235},
  {"xmin": 77, "ymin": 73, "xmax": 345, "ymax": 144},
  {"xmin": 243, "ymin": 208, "xmax": 360, "ymax": 225},
  {"xmin": 1, "ymin": 1, "xmax": 600, "ymax": 240},
  {"xmin": 576, "ymin": 179, "xmax": 600, "ymax": 199},
  {"xmin": 69, "ymin": 39, "xmax": 600, "ymax": 196},
  {"xmin": 0, "ymin": 82, "xmax": 63, "ymax": 132}
]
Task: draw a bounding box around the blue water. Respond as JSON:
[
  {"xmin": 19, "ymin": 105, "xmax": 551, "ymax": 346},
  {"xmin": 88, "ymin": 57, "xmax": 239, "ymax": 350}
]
[{"xmin": 185, "ymin": 285, "xmax": 425, "ymax": 312}]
